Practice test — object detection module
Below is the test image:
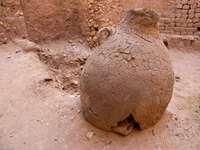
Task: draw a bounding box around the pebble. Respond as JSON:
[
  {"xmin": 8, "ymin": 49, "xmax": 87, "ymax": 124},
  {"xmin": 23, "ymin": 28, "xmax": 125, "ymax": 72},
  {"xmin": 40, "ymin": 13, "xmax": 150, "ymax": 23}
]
[
  {"xmin": 72, "ymin": 80, "xmax": 78, "ymax": 85},
  {"xmin": 70, "ymin": 116, "xmax": 75, "ymax": 121},
  {"xmin": 86, "ymin": 131, "xmax": 94, "ymax": 140},
  {"xmin": 152, "ymin": 129, "xmax": 155, "ymax": 136},
  {"xmin": 175, "ymin": 76, "xmax": 181, "ymax": 82},
  {"xmin": 68, "ymin": 40, "xmax": 73, "ymax": 43},
  {"xmin": 16, "ymin": 50, "xmax": 21, "ymax": 54},
  {"xmin": 106, "ymin": 140, "xmax": 112, "ymax": 145},
  {"xmin": 44, "ymin": 78, "xmax": 53, "ymax": 82},
  {"xmin": 54, "ymin": 138, "xmax": 58, "ymax": 142}
]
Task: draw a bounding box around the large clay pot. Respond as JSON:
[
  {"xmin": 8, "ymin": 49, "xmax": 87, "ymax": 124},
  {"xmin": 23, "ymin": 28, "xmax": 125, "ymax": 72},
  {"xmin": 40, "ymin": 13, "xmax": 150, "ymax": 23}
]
[{"xmin": 80, "ymin": 8, "xmax": 174, "ymax": 135}]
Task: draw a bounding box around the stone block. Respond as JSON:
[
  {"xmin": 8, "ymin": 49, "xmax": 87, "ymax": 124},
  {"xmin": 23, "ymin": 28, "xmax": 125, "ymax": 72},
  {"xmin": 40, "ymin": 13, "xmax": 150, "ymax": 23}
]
[
  {"xmin": 182, "ymin": 10, "xmax": 189, "ymax": 14},
  {"xmin": 183, "ymin": 4, "xmax": 190, "ymax": 9},
  {"xmin": 196, "ymin": 8, "xmax": 200, "ymax": 13},
  {"xmin": 195, "ymin": 13, "xmax": 200, "ymax": 18},
  {"xmin": 176, "ymin": 4, "xmax": 183, "ymax": 8},
  {"xmin": 181, "ymin": 0, "xmax": 188, "ymax": 5}
]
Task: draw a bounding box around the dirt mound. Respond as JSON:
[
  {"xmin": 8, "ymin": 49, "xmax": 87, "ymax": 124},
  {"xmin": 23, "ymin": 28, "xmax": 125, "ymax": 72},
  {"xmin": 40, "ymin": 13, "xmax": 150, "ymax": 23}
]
[
  {"xmin": 14, "ymin": 38, "xmax": 90, "ymax": 94},
  {"xmin": 38, "ymin": 49, "xmax": 85, "ymax": 94}
]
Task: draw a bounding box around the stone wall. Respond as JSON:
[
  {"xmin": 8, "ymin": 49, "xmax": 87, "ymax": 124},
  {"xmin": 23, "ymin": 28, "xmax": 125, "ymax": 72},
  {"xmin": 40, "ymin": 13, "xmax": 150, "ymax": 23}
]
[{"xmin": 159, "ymin": 0, "xmax": 200, "ymax": 36}]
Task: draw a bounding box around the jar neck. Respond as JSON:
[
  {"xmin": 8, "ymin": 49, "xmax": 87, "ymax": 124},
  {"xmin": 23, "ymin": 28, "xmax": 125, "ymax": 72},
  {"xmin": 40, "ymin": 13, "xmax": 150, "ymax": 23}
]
[
  {"xmin": 119, "ymin": 22, "xmax": 160, "ymax": 39},
  {"xmin": 119, "ymin": 8, "xmax": 160, "ymax": 39}
]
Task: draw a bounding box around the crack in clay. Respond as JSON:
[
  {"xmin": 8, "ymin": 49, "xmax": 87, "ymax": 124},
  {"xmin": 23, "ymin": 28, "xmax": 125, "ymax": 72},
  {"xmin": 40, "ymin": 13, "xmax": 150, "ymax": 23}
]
[
  {"xmin": 112, "ymin": 114, "xmax": 141, "ymax": 136},
  {"xmin": 134, "ymin": 32, "xmax": 152, "ymax": 43}
]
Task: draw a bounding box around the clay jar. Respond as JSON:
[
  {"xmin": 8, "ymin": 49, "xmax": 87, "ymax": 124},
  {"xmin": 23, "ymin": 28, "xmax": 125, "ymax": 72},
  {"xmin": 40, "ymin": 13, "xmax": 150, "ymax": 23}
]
[{"xmin": 80, "ymin": 8, "xmax": 174, "ymax": 135}]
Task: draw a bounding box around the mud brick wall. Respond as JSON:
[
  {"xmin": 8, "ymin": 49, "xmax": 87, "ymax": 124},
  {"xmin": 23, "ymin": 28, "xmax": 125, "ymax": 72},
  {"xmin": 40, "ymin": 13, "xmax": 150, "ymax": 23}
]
[
  {"xmin": 82, "ymin": 0, "xmax": 200, "ymax": 47},
  {"xmin": 1, "ymin": 0, "xmax": 199, "ymax": 46},
  {"xmin": 159, "ymin": 0, "xmax": 200, "ymax": 36}
]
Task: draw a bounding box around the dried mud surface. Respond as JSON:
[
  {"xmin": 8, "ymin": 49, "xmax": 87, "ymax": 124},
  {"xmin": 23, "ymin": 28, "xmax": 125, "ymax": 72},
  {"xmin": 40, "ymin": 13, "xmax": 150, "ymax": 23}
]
[{"xmin": 0, "ymin": 42, "xmax": 199, "ymax": 150}]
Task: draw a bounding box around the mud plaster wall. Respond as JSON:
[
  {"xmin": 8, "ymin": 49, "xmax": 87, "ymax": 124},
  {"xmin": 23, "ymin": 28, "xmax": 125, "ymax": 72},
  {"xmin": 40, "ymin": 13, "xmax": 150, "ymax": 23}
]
[
  {"xmin": 20, "ymin": 0, "xmax": 83, "ymax": 43},
  {"xmin": 0, "ymin": 0, "xmax": 26, "ymax": 44}
]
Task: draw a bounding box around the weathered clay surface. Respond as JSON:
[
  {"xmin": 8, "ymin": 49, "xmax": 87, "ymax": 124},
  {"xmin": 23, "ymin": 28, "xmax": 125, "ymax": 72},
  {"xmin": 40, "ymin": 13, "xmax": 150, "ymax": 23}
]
[
  {"xmin": 80, "ymin": 8, "xmax": 174, "ymax": 135},
  {"xmin": 20, "ymin": 0, "xmax": 83, "ymax": 42}
]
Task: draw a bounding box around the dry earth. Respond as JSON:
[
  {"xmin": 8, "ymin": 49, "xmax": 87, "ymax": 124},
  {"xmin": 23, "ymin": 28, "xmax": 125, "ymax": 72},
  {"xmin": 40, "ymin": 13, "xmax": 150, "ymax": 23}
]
[{"xmin": 0, "ymin": 42, "xmax": 200, "ymax": 150}]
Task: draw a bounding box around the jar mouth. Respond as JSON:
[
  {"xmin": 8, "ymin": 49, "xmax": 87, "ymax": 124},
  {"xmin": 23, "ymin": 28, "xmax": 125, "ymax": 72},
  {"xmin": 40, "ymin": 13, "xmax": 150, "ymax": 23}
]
[
  {"xmin": 121, "ymin": 8, "xmax": 160, "ymax": 26},
  {"xmin": 120, "ymin": 8, "xmax": 160, "ymax": 39}
]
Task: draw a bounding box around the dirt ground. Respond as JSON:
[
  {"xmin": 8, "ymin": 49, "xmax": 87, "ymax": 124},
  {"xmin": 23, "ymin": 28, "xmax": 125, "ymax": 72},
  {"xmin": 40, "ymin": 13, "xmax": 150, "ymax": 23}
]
[{"xmin": 0, "ymin": 41, "xmax": 200, "ymax": 150}]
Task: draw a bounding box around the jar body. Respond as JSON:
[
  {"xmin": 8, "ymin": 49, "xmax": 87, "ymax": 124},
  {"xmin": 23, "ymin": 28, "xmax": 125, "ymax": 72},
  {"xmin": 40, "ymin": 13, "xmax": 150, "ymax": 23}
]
[{"xmin": 80, "ymin": 8, "xmax": 174, "ymax": 133}]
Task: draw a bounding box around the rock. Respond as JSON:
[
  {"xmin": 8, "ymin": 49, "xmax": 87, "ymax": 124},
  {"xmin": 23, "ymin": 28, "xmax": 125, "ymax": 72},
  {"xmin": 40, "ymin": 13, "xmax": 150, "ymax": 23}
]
[
  {"xmin": 175, "ymin": 76, "xmax": 181, "ymax": 82},
  {"xmin": 16, "ymin": 50, "xmax": 21, "ymax": 54},
  {"xmin": 54, "ymin": 138, "xmax": 58, "ymax": 142},
  {"xmin": 113, "ymin": 122, "xmax": 133, "ymax": 136},
  {"xmin": 0, "ymin": 33, "xmax": 8, "ymax": 44},
  {"xmin": 15, "ymin": 10, "xmax": 23, "ymax": 16},
  {"xmin": 86, "ymin": 131, "xmax": 94, "ymax": 140},
  {"xmin": 105, "ymin": 140, "xmax": 112, "ymax": 145},
  {"xmin": 80, "ymin": 8, "xmax": 174, "ymax": 134},
  {"xmin": 152, "ymin": 129, "xmax": 156, "ymax": 136},
  {"xmin": 71, "ymin": 80, "xmax": 78, "ymax": 87},
  {"xmin": 44, "ymin": 78, "xmax": 53, "ymax": 82}
]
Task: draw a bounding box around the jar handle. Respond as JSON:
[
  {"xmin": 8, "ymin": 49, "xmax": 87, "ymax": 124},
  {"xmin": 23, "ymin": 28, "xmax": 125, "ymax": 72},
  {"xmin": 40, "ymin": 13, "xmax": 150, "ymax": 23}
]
[{"xmin": 97, "ymin": 27, "xmax": 115, "ymax": 45}]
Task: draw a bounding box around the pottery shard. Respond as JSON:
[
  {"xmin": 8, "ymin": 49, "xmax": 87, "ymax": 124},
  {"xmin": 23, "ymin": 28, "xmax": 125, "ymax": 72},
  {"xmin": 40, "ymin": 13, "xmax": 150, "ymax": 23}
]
[
  {"xmin": 20, "ymin": 0, "xmax": 82, "ymax": 42},
  {"xmin": 80, "ymin": 8, "xmax": 174, "ymax": 135}
]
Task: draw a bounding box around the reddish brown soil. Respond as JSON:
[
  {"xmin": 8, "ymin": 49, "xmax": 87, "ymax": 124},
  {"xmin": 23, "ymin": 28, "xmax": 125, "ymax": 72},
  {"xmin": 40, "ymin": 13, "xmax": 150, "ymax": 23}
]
[
  {"xmin": 0, "ymin": 42, "xmax": 199, "ymax": 150},
  {"xmin": 0, "ymin": 0, "xmax": 26, "ymax": 44},
  {"xmin": 37, "ymin": 40, "xmax": 90, "ymax": 94}
]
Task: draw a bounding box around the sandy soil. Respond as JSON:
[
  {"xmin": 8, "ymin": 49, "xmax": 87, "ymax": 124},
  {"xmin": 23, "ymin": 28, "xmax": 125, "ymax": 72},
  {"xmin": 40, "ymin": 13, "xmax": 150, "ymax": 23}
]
[{"xmin": 0, "ymin": 42, "xmax": 199, "ymax": 150}]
